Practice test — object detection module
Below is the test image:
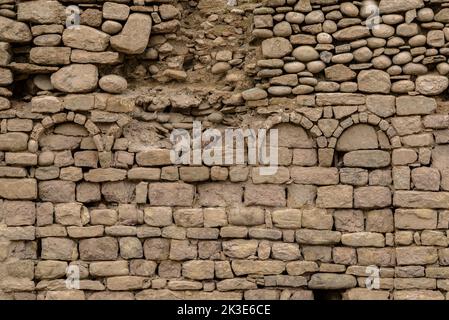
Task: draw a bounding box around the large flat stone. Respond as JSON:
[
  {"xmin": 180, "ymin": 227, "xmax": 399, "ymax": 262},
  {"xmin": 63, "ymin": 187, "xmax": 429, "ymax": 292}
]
[
  {"xmin": 51, "ymin": 64, "xmax": 98, "ymax": 93},
  {"xmin": 309, "ymin": 273, "xmax": 357, "ymax": 290},
  {"xmin": 394, "ymin": 191, "xmax": 449, "ymax": 209},
  {"xmin": 396, "ymin": 96, "xmax": 437, "ymax": 115},
  {"xmin": 0, "ymin": 16, "xmax": 32, "ymax": 43},
  {"xmin": 0, "ymin": 179, "xmax": 37, "ymax": 200},
  {"xmin": 379, "ymin": 0, "xmax": 424, "ymax": 14},
  {"xmin": 17, "ymin": 1, "xmax": 65, "ymax": 24},
  {"xmin": 395, "ymin": 209, "xmax": 438, "ymax": 230},
  {"xmin": 30, "ymin": 47, "xmax": 71, "ymax": 65},
  {"xmin": 111, "ymin": 13, "xmax": 152, "ymax": 54},
  {"xmin": 62, "ymin": 26, "xmax": 110, "ymax": 52},
  {"xmin": 0, "ymin": 133, "xmax": 28, "ymax": 151},
  {"xmin": 343, "ymin": 150, "xmax": 391, "ymax": 168}
]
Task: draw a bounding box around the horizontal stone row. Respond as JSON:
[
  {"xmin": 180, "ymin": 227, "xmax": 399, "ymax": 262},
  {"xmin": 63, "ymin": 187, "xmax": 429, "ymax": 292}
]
[
  {"xmin": 3, "ymin": 173, "xmax": 449, "ymax": 207},
  {"xmin": 5, "ymin": 288, "xmax": 449, "ymax": 300}
]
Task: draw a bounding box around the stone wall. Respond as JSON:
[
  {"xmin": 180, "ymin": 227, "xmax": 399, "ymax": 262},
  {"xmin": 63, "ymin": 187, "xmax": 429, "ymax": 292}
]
[{"xmin": 1, "ymin": 0, "xmax": 449, "ymax": 300}]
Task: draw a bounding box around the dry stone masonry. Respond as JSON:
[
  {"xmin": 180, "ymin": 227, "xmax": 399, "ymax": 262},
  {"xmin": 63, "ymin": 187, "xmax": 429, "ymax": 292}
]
[{"xmin": 2, "ymin": 0, "xmax": 449, "ymax": 300}]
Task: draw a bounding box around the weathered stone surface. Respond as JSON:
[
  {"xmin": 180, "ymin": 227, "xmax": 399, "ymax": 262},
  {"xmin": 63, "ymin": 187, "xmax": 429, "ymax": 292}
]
[
  {"xmin": 159, "ymin": 4, "xmax": 180, "ymax": 20},
  {"xmin": 182, "ymin": 260, "xmax": 215, "ymax": 280},
  {"xmin": 152, "ymin": 20, "xmax": 180, "ymax": 34},
  {"xmin": 432, "ymin": 145, "xmax": 449, "ymax": 172},
  {"xmin": 358, "ymin": 70, "xmax": 391, "ymax": 94},
  {"xmin": 261, "ymin": 37, "xmax": 293, "ymax": 58},
  {"xmin": 232, "ymin": 260, "xmax": 285, "ymax": 276},
  {"xmin": 396, "ymin": 247, "xmax": 438, "ymax": 265},
  {"xmin": 344, "ymin": 151, "xmax": 390, "ymax": 168},
  {"xmin": 394, "ymin": 290, "xmax": 444, "ymax": 300},
  {"xmin": 111, "ymin": 13, "xmax": 152, "ymax": 54},
  {"xmin": 366, "ymin": 209, "xmax": 394, "ymax": 233},
  {"xmin": 216, "ymin": 278, "xmax": 257, "ymax": 291},
  {"xmin": 71, "ymin": 50, "xmax": 122, "ymax": 64},
  {"xmin": 39, "ymin": 135, "xmax": 81, "ymax": 151},
  {"xmin": 39, "ymin": 181, "xmax": 75, "ymax": 203},
  {"xmin": 0, "ymin": 16, "xmax": 32, "ymax": 43},
  {"xmin": 144, "ymin": 207, "xmax": 172, "ymax": 227},
  {"xmin": 379, "ymin": 0, "xmax": 424, "ymax": 13},
  {"xmin": 308, "ymin": 273, "xmax": 357, "ymax": 290},
  {"xmin": 316, "ymin": 93, "xmax": 365, "ymax": 106},
  {"xmin": 412, "ymin": 167, "xmax": 440, "ymax": 191},
  {"xmin": 296, "ymin": 229, "xmax": 341, "ymax": 245},
  {"xmin": 343, "ymin": 288, "xmax": 390, "ymax": 300},
  {"xmin": 136, "ymin": 149, "xmax": 171, "ymax": 166},
  {"xmin": 354, "ymin": 187, "xmax": 391, "ymax": 209},
  {"xmin": 0, "ymin": 133, "xmax": 28, "ymax": 152},
  {"xmin": 106, "ymin": 276, "xmax": 149, "ymax": 291},
  {"xmin": 416, "ymin": 75, "xmax": 449, "ymax": 96},
  {"xmin": 84, "ymin": 168, "xmax": 127, "ymax": 182},
  {"xmin": 0, "ymin": 179, "xmax": 37, "ymax": 200},
  {"xmin": 31, "ymin": 46, "xmax": 70, "ymax": 66},
  {"xmin": 79, "ymin": 237, "xmax": 118, "ymax": 261},
  {"xmin": 41, "ymin": 238, "xmax": 78, "ymax": 261},
  {"xmin": 103, "ymin": 2, "xmax": 130, "ymax": 21},
  {"xmin": 292, "ymin": 46, "xmax": 319, "ymax": 62},
  {"xmin": 242, "ymin": 88, "xmax": 267, "ymax": 101},
  {"xmin": 99, "ymin": 75, "xmax": 127, "ymax": 94},
  {"xmin": 18, "ymin": 1, "xmax": 65, "ymax": 24},
  {"xmin": 272, "ymin": 209, "xmax": 301, "ymax": 229},
  {"xmin": 277, "ymin": 123, "xmax": 314, "ymax": 148},
  {"xmin": 51, "ymin": 64, "xmax": 98, "ymax": 93},
  {"xmin": 63, "ymin": 26, "xmax": 110, "ymax": 52},
  {"xmin": 341, "ymin": 232, "xmax": 385, "ymax": 247},
  {"xmin": 333, "ymin": 26, "xmax": 370, "ymax": 41},
  {"xmin": 396, "ymin": 96, "xmax": 437, "ymax": 115},
  {"xmin": 395, "ymin": 209, "xmax": 437, "ymax": 230},
  {"xmin": 316, "ymin": 186, "xmax": 353, "ymax": 208},
  {"xmin": 90, "ymin": 261, "xmax": 129, "ymax": 277},
  {"xmin": 55, "ymin": 203, "xmax": 86, "ymax": 226},
  {"xmin": 287, "ymin": 184, "xmax": 316, "ymax": 208},
  {"xmin": 290, "ymin": 167, "xmax": 338, "ymax": 185},
  {"xmin": 102, "ymin": 181, "xmax": 135, "ymax": 203},
  {"xmin": 228, "ymin": 207, "xmax": 264, "ymax": 226},
  {"xmin": 325, "ymin": 64, "xmax": 356, "ymax": 82},
  {"xmin": 336, "ymin": 125, "xmax": 378, "ymax": 152},
  {"xmin": 357, "ymin": 248, "xmax": 396, "ymax": 266},
  {"xmin": 149, "ymin": 183, "xmax": 194, "ymax": 206},
  {"xmin": 394, "ymin": 192, "xmax": 449, "ymax": 209},
  {"xmin": 35, "ymin": 261, "xmax": 67, "ymax": 279},
  {"xmin": 31, "ymin": 96, "xmax": 62, "ymax": 113},
  {"xmin": 144, "ymin": 238, "xmax": 170, "ymax": 260},
  {"xmin": 301, "ymin": 208, "xmax": 332, "ymax": 230},
  {"xmin": 244, "ymin": 184, "xmax": 285, "ymax": 207},
  {"xmin": 333, "ymin": 210, "xmax": 364, "ymax": 232},
  {"xmin": 4, "ymin": 201, "xmax": 35, "ymax": 226}
]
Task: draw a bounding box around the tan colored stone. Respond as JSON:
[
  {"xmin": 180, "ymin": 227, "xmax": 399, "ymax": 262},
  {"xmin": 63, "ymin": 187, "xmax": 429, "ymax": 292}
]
[
  {"xmin": 41, "ymin": 238, "xmax": 78, "ymax": 261},
  {"xmin": 309, "ymin": 273, "xmax": 357, "ymax": 290},
  {"xmin": 316, "ymin": 185, "xmax": 353, "ymax": 208},
  {"xmin": 396, "ymin": 247, "xmax": 438, "ymax": 265},
  {"xmin": 232, "ymin": 260, "xmax": 285, "ymax": 276},
  {"xmin": 79, "ymin": 237, "xmax": 118, "ymax": 261},
  {"xmin": 111, "ymin": 13, "xmax": 152, "ymax": 54}
]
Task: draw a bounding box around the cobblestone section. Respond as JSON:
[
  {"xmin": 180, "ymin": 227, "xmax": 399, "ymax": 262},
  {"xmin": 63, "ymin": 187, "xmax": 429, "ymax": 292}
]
[{"xmin": 1, "ymin": 0, "xmax": 449, "ymax": 300}]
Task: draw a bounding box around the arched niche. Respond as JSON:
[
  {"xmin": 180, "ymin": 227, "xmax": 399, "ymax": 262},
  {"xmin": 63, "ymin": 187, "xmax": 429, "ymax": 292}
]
[
  {"xmin": 335, "ymin": 124, "xmax": 392, "ymax": 170},
  {"xmin": 274, "ymin": 123, "xmax": 315, "ymax": 149}
]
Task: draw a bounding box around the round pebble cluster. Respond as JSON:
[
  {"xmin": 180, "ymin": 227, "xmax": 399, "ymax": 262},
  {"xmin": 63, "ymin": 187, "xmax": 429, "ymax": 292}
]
[{"xmin": 248, "ymin": 0, "xmax": 449, "ymax": 98}]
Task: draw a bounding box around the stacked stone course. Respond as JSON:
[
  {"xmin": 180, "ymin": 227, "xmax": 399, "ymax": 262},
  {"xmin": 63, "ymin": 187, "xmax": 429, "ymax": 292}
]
[{"xmin": 1, "ymin": 0, "xmax": 449, "ymax": 300}]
